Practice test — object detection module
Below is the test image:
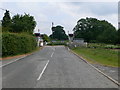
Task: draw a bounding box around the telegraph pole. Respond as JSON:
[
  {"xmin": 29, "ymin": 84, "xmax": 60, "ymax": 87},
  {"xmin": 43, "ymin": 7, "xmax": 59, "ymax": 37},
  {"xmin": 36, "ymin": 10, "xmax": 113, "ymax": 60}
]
[
  {"xmin": 68, "ymin": 31, "xmax": 70, "ymax": 42},
  {"xmin": 51, "ymin": 22, "xmax": 54, "ymax": 40},
  {"xmin": 52, "ymin": 22, "xmax": 54, "ymax": 27},
  {"xmin": 38, "ymin": 29, "xmax": 40, "ymax": 33}
]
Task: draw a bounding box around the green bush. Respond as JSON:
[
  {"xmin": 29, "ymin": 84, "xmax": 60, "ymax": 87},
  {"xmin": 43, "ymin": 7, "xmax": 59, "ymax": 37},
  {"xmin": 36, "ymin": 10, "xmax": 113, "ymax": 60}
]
[
  {"xmin": 2, "ymin": 32, "xmax": 37, "ymax": 57},
  {"xmin": 47, "ymin": 41, "xmax": 67, "ymax": 46}
]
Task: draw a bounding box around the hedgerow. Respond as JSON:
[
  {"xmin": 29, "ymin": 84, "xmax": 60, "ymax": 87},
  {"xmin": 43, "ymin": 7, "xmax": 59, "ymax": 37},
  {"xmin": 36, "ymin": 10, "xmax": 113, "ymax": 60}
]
[{"xmin": 2, "ymin": 32, "xmax": 37, "ymax": 57}]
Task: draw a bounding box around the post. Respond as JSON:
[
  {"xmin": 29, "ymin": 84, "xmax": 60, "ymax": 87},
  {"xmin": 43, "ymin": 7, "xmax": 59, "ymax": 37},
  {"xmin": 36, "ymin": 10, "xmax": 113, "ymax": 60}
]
[{"xmin": 51, "ymin": 22, "xmax": 54, "ymax": 41}]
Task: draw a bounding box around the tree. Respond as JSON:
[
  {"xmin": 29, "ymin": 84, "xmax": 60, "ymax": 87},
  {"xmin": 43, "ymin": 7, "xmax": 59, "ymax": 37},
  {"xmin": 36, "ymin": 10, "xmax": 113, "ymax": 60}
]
[
  {"xmin": 73, "ymin": 17, "xmax": 117, "ymax": 44},
  {"xmin": 42, "ymin": 34, "xmax": 50, "ymax": 42},
  {"xmin": 2, "ymin": 10, "xmax": 12, "ymax": 32},
  {"xmin": 11, "ymin": 14, "xmax": 36, "ymax": 34},
  {"xmin": 116, "ymin": 29, "xmax": 120, "ymax": 44},
  {"xmin": 21, "ymin": 14, "xmax": 36, "ymax": 34},
  {"xmin": 50, "ymin": 25, "xmax": 68, "ymax": 40},
  {"xmin": 11, "ymin": 14, "xmax": 23, "ymax": 32}
]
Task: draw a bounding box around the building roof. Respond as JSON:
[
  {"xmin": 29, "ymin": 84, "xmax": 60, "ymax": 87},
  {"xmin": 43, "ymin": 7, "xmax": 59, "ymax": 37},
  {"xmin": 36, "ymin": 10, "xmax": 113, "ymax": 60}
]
[
  {"xmin": 68, "ymin": 34, "xmax": 74, "ymax": 37},
  {"xmin": 34, "ymin": 33, "xmax": 40, "ymax": 37}
]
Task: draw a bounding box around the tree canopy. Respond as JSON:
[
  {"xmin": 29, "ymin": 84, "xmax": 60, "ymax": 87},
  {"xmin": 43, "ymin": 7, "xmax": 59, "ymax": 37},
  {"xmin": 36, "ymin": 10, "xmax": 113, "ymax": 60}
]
[
  {"xmin": 11, "ymin": 14, "xmax": 36, "ymax": 34},
  {"xmin": 50, "ymin": 25, "xmax": 68, "ymax": 40},
  {"xmin": 2, "ymin": 10, "xmax": 12, "ymax": 32},
  {"xmin": 73, "ymin": 17, "xmax": 117, "ymax": 44},
  {"xmin": 41, "ymin": 34, "xmax": 50, "ymax": 42},
  {"xmin": 116, "ymin": 29, "xmax": 120, "ymax": 44},
  {"xmin": 2, "ymin": 10, "xmax": 36, "ymax": 34}
]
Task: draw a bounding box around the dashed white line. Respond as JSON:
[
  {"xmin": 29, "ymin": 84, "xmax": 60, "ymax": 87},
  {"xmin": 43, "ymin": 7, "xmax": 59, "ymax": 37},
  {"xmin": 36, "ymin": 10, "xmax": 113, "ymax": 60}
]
[
  {"xmin": 51, "ymin": 52, "xmax": 54, "ymax": 57},
  {"xmin": 53, "ymin": 48, "xmax": 55, "ymax": 51},
  {"xmin": 37, "ymin": 60, "xmax": 49, "ymax": 81},
  {"xmin": 51, "ymin": 46, "xmax": 55, "ymax": 51},
  {"xmin": 0, "ymin": 56, "xmax": 26, "ymax": 68}
]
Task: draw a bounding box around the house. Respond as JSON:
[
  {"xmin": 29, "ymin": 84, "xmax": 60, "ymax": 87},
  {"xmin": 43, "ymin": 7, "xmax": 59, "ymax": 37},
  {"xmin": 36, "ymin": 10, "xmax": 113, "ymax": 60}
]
[
  {"xmin": 68, "ymin": 34, "xmax": 87, "ymax": 47},
  {"xmin": 68, "ymin": 34, "xmax": 74, "ymax": 42},
  {"xmin": 34, "ymin": 33, "xmax": 43, "ymax": 47},
  {"xmin": 73, "ymin": 38, "xmax": 87, "ymax": 47},
  {"xmin": 73, "ymin": 38, "xmax": 84, "ymax": 44}
]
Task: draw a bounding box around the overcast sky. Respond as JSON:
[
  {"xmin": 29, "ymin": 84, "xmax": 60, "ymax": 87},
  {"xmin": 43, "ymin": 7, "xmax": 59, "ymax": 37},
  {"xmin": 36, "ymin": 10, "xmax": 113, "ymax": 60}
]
[{"xmin": 0, "ymin": 1, "xmax": 118, "ymax": 35}]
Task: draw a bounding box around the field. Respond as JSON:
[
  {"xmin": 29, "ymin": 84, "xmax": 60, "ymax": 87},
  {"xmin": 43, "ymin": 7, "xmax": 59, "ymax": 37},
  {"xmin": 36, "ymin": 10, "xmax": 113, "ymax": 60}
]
[{"xmin": 72, "ymin": 47, "xmax": 119, "ymax": 67}]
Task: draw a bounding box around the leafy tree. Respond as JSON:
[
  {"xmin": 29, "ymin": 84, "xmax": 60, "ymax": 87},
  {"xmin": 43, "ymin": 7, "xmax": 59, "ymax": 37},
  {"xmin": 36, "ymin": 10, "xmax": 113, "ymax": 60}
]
[
  {"xmin": 0, "ymin": 21, "xmax": 2, "ymax": 32},
  {"xmin": 2, "ymin": 10, "xmax": 12, "ymax": 32},
  {"xmin": 116, "ymin": 29, "xmax": 120, "ymax": 44},
  {"xmin": 11, "ymin": 14, "xmax": 23, "ymax": 32},
  {"xmin": 73, "ymin": 17, "xmax": 117, "ymax": 44},
  {"xmin": 11, "ymin": 14, "xmax": 36, "ymax": 34},
  {"xmin": 50, "ymin": 25, "xmax": 68, "ymax": 40},
  {"xmin": 21, "ymin": 14, "xmax": 36, "ymax": 34},
  {"xmin": 42, "ymin": 34, "xmax": 50, "ymax": 42}
]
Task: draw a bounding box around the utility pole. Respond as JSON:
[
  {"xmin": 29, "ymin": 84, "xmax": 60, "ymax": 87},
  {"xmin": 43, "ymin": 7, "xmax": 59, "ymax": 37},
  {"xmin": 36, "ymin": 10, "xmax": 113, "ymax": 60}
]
[
  {"xmin": 52, "ymin": 22, "xmax": 54, "ymax": 27},
  {"xmin": 38, "ymin": 29, "xmax": 40, "ymax": 33},
  {"xmin": 51, "ymin": 22, "xmax": 54, "ymax": 40},
  {"xmin": 68, "ymin": 31, "xmax": 70, "ymax": 42},
  {"xmin": 68, "ymin": 31, "xmax": 69, "ymax": 35}
]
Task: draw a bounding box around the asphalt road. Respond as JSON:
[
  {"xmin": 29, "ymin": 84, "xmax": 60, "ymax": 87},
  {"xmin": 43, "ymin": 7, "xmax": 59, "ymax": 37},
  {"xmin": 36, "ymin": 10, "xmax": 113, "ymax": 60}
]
[{"xmin": 2, "ymin": 46, "xmax": 118, "ymax": 88}]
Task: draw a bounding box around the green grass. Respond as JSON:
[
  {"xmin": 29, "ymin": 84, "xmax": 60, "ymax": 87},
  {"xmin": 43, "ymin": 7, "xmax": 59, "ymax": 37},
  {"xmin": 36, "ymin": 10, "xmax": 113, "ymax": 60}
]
[{"xmin": 72, "ymin": 47, "xmax": 119, "ymax": 67}]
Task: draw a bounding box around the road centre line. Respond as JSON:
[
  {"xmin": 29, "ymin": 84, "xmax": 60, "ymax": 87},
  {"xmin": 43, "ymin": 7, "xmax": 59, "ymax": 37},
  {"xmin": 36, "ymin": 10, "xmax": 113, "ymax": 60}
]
[
  {"xmin": 53, "ymin": 48, "xmax": 55, "ymax": 51},
  {"xmin": 51, "ymin": 46, "xmax": 55, "ymax": 51},
  {"xmin": 37, "ymin": 60, "xmax": 49, "ymax": 81},
  {"xmin": 51, "ymin": 52, "xmax": 54, "ymax": 57}
]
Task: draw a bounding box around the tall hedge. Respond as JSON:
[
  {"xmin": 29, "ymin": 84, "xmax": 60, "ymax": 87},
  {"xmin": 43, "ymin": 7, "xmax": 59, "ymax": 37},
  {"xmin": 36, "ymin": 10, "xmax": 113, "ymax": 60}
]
[{"xmin": 2, "ymin": 33, "xmax": 37, "ymax": 57}]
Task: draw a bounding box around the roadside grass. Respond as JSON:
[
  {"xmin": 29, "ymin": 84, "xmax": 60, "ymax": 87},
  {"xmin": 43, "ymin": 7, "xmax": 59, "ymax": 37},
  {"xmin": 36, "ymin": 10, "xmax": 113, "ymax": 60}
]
[{"xmin": 72, "ymin": 47, "xmax": 119, "ymax": 67}]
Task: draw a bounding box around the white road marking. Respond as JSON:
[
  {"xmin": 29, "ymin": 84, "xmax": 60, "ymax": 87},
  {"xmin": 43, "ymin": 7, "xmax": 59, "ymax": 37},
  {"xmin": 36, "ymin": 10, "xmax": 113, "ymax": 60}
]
[
  {"xmin": 51, "ymin": 52, "xmax": 54, "ymax": 57},
  {"xmin": 0, "ymin": 56, "xmax": 26, "ymax": 68},
  {"xmin": 51, "ymin": 46, "xmax": 55, "ymax": 51},
  {"xmin": 37, "ymin": 60, "xmax": 49, "ymax": 81},
  {"xmin": 53, "ymin": 48, "xmax": 55, "ymax": 51}
]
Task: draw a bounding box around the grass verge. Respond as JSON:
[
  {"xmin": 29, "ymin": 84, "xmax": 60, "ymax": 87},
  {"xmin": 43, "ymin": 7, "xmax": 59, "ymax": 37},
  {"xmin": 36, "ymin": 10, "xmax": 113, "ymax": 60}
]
[{"xmin": 72, "ymin": 47, "xmax": 119, "ymax": 67}]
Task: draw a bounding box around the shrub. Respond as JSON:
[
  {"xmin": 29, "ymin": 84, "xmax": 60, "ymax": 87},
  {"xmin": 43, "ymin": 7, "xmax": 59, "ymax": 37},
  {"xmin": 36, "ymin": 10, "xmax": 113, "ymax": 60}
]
[
  {"xmin": 2, "ymin": 32, "xmax": 37, "ymax": 57},
  {"xmin": 47, "ymin": 41, "xmax": 67, "ymax": 46}
]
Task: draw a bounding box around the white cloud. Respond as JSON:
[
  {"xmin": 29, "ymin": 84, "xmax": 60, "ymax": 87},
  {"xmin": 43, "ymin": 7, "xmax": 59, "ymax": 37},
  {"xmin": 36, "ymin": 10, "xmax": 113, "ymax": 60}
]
[
  {"xmin": 48, "ymin": 2, "xmax": 118, "ymax": 33},
  {"xmin": 1, "ymin": 0, "xmax": 119, "ymax": 2}
]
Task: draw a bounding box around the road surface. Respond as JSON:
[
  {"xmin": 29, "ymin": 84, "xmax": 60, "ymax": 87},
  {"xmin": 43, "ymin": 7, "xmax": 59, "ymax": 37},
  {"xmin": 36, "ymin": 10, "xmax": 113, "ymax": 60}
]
[{"xmin": 2, "ymin": 46, "xmax": 118, "ymax": 88}]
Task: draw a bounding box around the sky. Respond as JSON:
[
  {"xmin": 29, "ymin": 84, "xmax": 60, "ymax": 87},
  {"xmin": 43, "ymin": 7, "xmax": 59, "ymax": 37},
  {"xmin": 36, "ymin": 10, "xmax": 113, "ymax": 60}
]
[{"xmin": 0, "ymin": 0, "xmax": 118, "ymax": 35}]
